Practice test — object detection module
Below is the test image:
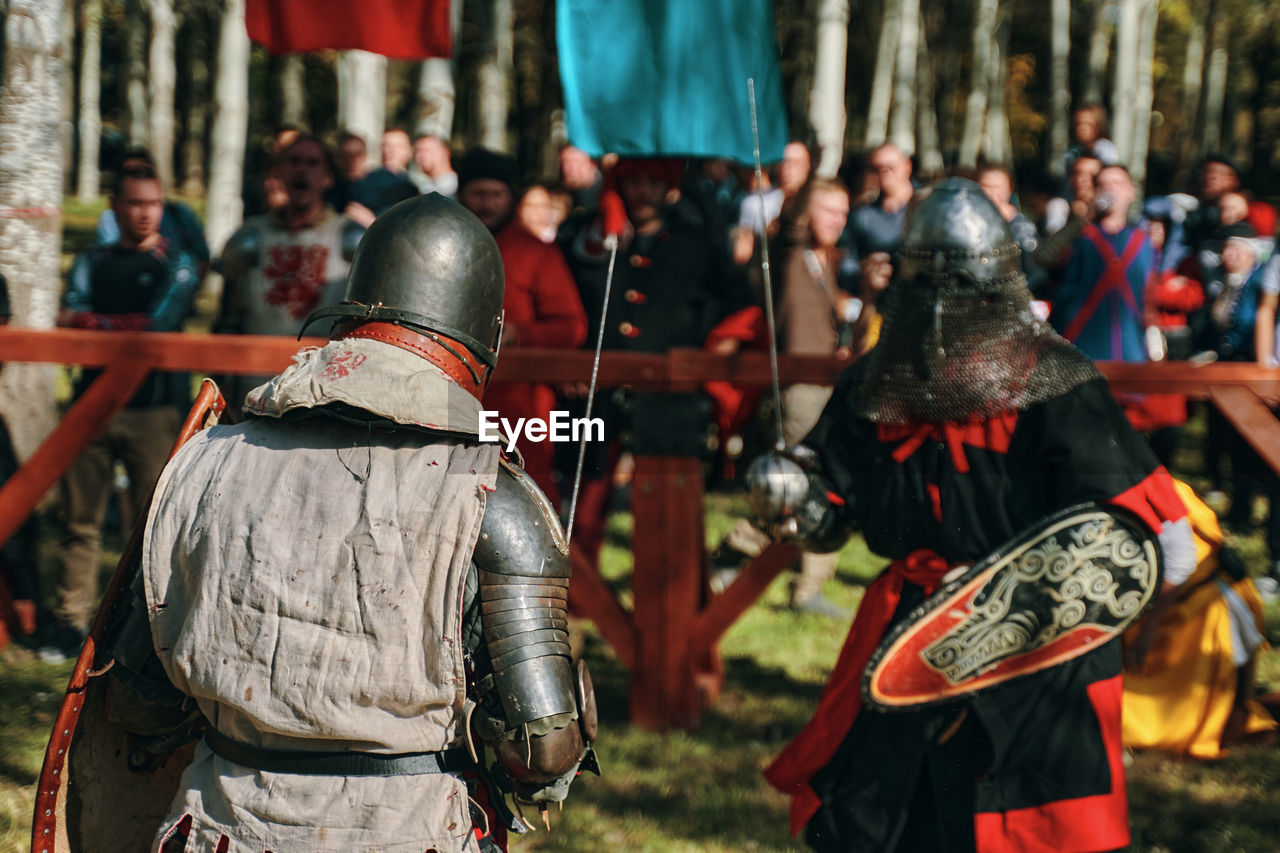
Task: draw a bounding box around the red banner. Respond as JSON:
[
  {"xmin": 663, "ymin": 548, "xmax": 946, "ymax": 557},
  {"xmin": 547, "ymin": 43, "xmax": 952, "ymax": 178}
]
[{"xmin": 246, "ymin": 0, "xmax": 452, "ymax": 60}]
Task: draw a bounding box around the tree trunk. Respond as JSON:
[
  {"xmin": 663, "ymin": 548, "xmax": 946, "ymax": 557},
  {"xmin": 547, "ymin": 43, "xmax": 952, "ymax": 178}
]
[
  {"xmin": 337, "ymin": 50, "xmax": 388, "ymax": 151},
  {"xmin": 181, "ymin": 12, "xmax": 210, "ymax": 196},
  {"xmin": 1084, "ymin": 1, "xmax": 1114, "ymax": 106},
  {"xmin": 76, "ymin": 0, "xmax": 103, "ymax": 203},
  {"xmin": 915, "ymin": 21, "xmax": 942, "ymax": 177},
  {"xmin": 1175, "ymin": 0, "xmax": 1206, "ymax": 178},
  {"xmin": 149, "ymin": 0, "xmax": 177, "ymax": 189},
  {"xmin": 417, "ymin": 58, "xmax": 455, "ymax": 141},
  {"xmin": 1247, "ymin": 18, "xmax": 1278, "ymax": 173},
  {"xmin": 417, "ymin": 0, "xmax": 462, "ymax": 140},
  {"xmin": 958, "ymin": 0, "xmax": 998, "ymax": 168},
  {"xmin": 1201, "ymin": 13, "xmax": 1227, "ymax": 154},
  {"xmin": 280, "ymin": 54, "xmax": 306, "ymax": 129},
  {"xmin": 0, "ymin": 0, "xmax": 65, "ymax": 461},
  {"xmin": 205, "ymin": 0, "xmax": 250, "ymax": 259},
  {"xmin": 474, "ymin": 0, "xmax": 514, "ymax": 153},
  {"xmin": 1219, "ymin": 24, "xmax": 1239, "ymax": 159},
  {"xmin": 1049, "ymin": 0, "xmax": 1070, "ymax": 177},
  {"xmin": 981, "ymin": 6, "xmax": 1010, "ymax": 164},
  {"xmin": 887, "ymin": 0, "xmax": 919, "ymax": 155},
  {"xmin": 934, "ymin": 15, "xmax": 964, "ymax": 153},
  {"xmin": 125, "ymin": 0, "xmax": 149, "ymax": 146},
  {"xmin": 810, "ymin": 0, "xmax": 849, "ymax": 176},
  {"xmin": 1111, "ymin": 0, "xmax": 1139, "ymax": 165},
  {"xmin": 60, "ymin": 0, "xmax": 74, "ymax": 193},
  {"xmin": 864, "ymin": 0, "xmax": 899, "ymax": 148},
  {"xmin": 1129, "ymin": 0, "xmax": 1158, "ymax": 187}
]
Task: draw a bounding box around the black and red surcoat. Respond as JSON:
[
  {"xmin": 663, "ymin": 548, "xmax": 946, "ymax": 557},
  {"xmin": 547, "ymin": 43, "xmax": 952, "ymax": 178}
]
[{"xmin": 765, "ymin": 368, "xmax": 1186, "ymax": 853}]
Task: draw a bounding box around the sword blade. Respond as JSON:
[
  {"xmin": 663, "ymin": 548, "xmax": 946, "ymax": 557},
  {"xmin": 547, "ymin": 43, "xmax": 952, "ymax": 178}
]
[
  {"xmin": 748, "ymin": 77, "xmax": 786, "ymax": 451},
  {"xmin": 565, "ymin": 236, "xmax": 620, "ymax": 545}
]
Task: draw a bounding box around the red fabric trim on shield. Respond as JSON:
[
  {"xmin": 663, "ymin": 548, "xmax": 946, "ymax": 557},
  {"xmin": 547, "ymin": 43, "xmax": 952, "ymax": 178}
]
[
  {"xmin": 764, "ymin": 550, "xmax": 953, "ymax": 835},
  {"xmin": 1106, "ymin": 466, "xmax": 1187, "ymax": 534},
  {"xmin": 973, "ymin": 675, "xmax": 1129, "ymax": 853},
  {"xmin": 245, "ymin": 0, "xmax": 453, "ymax": 60}
]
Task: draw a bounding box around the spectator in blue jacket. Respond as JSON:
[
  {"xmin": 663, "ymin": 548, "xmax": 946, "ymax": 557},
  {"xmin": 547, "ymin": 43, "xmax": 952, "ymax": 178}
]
[{"xmin": 38, "ymin": 164, "xmax": 201, "ymax": 662}]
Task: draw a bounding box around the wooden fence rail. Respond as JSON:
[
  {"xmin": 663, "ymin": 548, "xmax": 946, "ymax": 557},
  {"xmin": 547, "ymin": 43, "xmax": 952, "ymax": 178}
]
[{"xmin": 0, "ymin": 328, "xmax": 1276, "ymax": 728}]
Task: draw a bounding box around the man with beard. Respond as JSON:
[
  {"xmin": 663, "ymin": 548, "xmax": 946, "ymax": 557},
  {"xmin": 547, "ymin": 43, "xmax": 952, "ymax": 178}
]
[
  {"xmin": 751, "ymin": 179, "xmax": 1194, "ymax": 852},
  {"xmin": 564, "ymin": 158, "xmax": 752, "ymax": 567},
  {"xmin": 216, "ymin": 135, "xmax": 364, "ymax": 410}
]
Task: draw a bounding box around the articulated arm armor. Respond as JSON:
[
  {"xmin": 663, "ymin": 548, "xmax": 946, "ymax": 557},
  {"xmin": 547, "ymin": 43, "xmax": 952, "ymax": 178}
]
[
  {"xmin": 744, "ymin": 446, "xmax": 854, "ymax": 553},
  {"xmin": 469, "ymin": 458, "xmax": 597, "ymax": 804}
]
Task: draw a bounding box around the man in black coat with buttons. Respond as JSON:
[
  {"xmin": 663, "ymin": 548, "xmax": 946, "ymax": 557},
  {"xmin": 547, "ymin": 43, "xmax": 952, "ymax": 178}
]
[{"xmin": 564, "ymin": 158, "xmax": 754, "ymax": 565}]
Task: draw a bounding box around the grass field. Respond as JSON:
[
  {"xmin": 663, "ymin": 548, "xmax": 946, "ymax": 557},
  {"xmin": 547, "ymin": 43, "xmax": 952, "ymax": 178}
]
[
  {"xmin": 2, "ymin": 491, "xmax": 1278, "ymax": 853},
  {"xmin": 1, "ymin": 201, "xmax": 1277, "ymax": 850}
]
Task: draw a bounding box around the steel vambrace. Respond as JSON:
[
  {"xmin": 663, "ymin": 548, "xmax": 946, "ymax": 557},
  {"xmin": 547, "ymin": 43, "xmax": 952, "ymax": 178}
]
[{"xmin": 473, "ymin": 459, "xmax": 592, "ymax": 795}]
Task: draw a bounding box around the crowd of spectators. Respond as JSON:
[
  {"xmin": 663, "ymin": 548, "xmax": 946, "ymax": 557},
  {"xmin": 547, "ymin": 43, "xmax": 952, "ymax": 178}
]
[{"xmin": 12, "ymin": 112, "xmax": 1280, "ymax": 658}]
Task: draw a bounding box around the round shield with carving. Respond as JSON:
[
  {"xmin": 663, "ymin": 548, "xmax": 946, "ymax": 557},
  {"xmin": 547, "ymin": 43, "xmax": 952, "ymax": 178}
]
[{"xmin": 864, "ymin": 504, "xmax": 1161, "ymax": 710}]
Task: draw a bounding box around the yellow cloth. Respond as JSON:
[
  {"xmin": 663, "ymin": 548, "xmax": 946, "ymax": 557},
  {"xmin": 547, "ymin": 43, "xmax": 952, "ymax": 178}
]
[{"xmin": 1122, "ymin": 480, "xmax": 1276, "ymax": 758}]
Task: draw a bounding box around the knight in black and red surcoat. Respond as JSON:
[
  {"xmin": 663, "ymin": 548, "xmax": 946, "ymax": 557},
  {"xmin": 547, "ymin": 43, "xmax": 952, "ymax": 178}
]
[{"xmin": 750, "ymin": 179, "xmax": 1194, "ymax": 853}]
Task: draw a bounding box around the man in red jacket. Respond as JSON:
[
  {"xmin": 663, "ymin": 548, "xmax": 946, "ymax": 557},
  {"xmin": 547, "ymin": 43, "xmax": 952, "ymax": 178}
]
[{"xmin": 458, "ymin": 150, "xmax": 588, "ymax": 506}]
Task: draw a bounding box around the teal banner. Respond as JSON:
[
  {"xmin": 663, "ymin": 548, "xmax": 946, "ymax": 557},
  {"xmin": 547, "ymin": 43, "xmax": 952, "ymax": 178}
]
[{"xmin": 557, "ymin": 0, "xmax": 789, "ymax": 164}]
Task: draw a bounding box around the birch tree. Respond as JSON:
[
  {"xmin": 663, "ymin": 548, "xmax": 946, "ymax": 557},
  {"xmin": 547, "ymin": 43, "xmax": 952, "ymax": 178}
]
[
  {"xmin": 915, "ymin": 22, "xmax": 943, "ymax": 178},
  {"xmin": 1111, "ymin": 0, "xmax": 1140, "ymax": 164},
  {"xmin": 1049, "ymin": 0, "xmax": 1071, "ymax": 177},
  {"xmin": 981, "ymin": 9, "xmax": 1011, "ymax": 164},
  {"xmin": 887, "ymin": 0, "xmax": 919, "ymax": 155},
  {"xmin": 1129, "ymin": 0, "xmax": 1159, "ymax": 186},
  {"xmin": 1085, "ymin": 1, "xmax": 1115, "ymax": 106},
  {"xmin": 149, "ymin": 0, "xmax": 177, "ymax": 188},
  {"xmin": 59, "ymin": 0, "xmax": 74, "ymax": 191},
  {"xmin": 280, "ymin": 55, "xmax": 306, "ymax": 129},
  {"xmin": 1202, "ymin": 14, "xmax": 1227, "ymax": 153},
  {"xmin": 417, "ymin": 0, "xmax": 463, "ymax": 139},
  {"xmin": 337, "ymin": 50, "xmax": 387, "ymax": 151},
  {"xmin": 205, "ymin": 0, "xmax": 250, "ymax": 258},
  {"xmin": 125, "ymin": 0, "xmax": 149, "ymax": 146},
  {"xmin": 475, "ymin": 0, "xmax": 514, "ymax": 153},
  {"xmin": 417, "ymin": 59, "xmax": 453, "ymax": 140},
  {"xmin": 182, "ymin": 13, "xmax": 210, "ymax": 196},
  {"xmin": 810, "ymin": 0, "xmax": 849, "ymax": 177},
  {"xmin": 864, "ymin": 0, "xmax": 899, "ymax": 148},
  {"xmin": 76, "ymin": 0, "xmax": 103, "ymax": 203},
  {"xmin": 958, "ymin": 0, "xmax": 999, "ymax": 168},
  {"xmin": 0, "ymin": 0, "xmax": 65, "ymax": 460},
  {"xmin": 1176, "ymin": 0, "xmax": 1206, "ymax": 174}
]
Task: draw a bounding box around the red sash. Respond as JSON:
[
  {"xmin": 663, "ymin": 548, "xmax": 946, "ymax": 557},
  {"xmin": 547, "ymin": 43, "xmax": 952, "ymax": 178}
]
[{"xmin": 763, "ymin": 550, "xmax": 954, "ymax": 835}]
